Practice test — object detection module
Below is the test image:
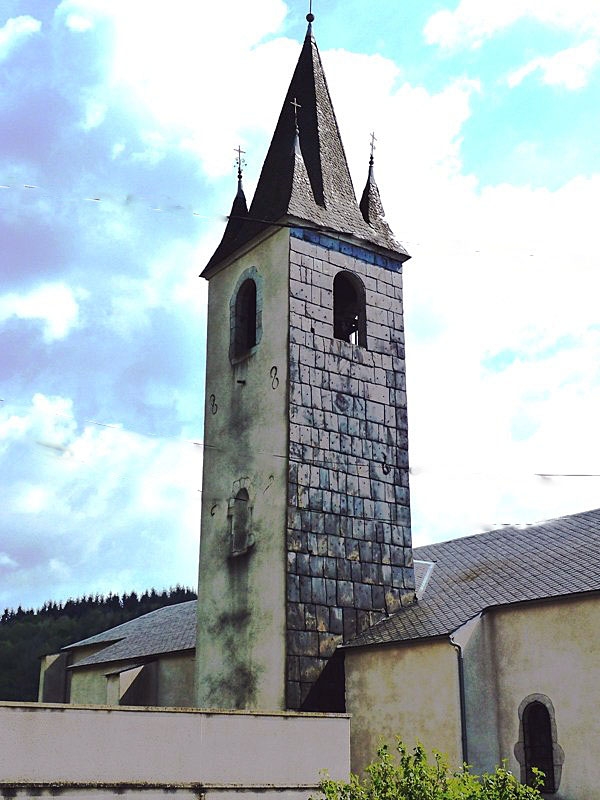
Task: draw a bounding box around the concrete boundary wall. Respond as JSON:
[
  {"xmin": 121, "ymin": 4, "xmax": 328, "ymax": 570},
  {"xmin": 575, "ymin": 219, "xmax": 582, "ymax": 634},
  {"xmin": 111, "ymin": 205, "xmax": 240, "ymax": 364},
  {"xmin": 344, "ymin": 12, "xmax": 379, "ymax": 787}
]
[{"xmin": 0, "ymin": 702, "xmax": 350, "ymax": 799}]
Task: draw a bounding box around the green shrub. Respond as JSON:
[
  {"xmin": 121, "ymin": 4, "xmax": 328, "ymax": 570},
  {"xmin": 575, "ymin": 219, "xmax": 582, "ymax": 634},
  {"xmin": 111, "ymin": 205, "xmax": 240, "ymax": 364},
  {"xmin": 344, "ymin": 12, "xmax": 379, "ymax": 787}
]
[{"xmin": 316, "ymin": 740, "xmax": 543, "ymax": 800}]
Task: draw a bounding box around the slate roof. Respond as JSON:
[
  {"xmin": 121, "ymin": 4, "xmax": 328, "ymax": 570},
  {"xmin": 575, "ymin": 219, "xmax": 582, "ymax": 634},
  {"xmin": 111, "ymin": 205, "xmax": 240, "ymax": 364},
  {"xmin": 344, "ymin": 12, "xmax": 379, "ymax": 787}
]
[
  {"xmin": 346, "ymin": 507, "xmax": 600, "ymax": 648},
  {"xmin": 203, "ymin": 22, "xmax": 409, "ymax": 276},
  {"xmin": 64, "ymin": 509, "xmax": 600, "ymax": 665},
  {"xmin": 65, "ymin": 600, "xmax": 197, "ymax": 669}
]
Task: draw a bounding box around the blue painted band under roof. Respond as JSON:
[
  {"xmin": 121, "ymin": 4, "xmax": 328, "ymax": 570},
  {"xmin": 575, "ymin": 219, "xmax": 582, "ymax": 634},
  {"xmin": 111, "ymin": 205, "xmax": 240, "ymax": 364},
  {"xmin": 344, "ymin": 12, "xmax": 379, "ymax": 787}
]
[{"xmin": 290, "ymin": 227, "xmax": 404, "ymax": 273}]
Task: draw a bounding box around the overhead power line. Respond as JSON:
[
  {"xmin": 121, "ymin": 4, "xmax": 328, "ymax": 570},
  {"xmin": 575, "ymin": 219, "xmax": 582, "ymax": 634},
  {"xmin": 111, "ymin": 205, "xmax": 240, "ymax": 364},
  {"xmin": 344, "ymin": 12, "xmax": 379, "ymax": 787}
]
[
  {"xmin": 2, "ymin": 396, "xmax": 599, "ymax": 481},
  {"xmin": 0, "ymin": 181, "xmax": 590, "ymax": 259}
]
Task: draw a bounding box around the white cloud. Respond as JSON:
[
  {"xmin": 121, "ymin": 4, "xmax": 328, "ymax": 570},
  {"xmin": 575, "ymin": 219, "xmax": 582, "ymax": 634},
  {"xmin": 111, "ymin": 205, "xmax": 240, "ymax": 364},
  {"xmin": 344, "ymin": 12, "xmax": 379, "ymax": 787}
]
[
  {"xmin": 111, "ymin": 141, "xmax": 125, "ymax": 159},
  {"xmin": 106, "ymin": 236, "xmax": 206, "ymax": 336},
  {"xmin": 0, "ymin": 394, "xmax": 77, "ymax": 450},
  {"xmin": 80, "ymin": 95, "xmax": 108, "ymax": 130},
  {"xmin": 55, "ymin": 0, "xmax": 293, "ymax": 177},
  {"xmin": 0, "ymin": 553, "xmax": 18, "ymax": 569},
  {"xmin": 0, "ymin": 15, "xmax": 41, "ymax": 62},
  {"xmin": 15, "ymin": 485, "xmax": 52, "ymax": 514},
  {"xmin": 64, "ymin": 13, "xmax": 93, "ymax": 32},
  {"xmin": 507, "ymin": 39, "xmax": 600, "ymax": 89},
  {"xmin": 48, "ymin": 558, "xmax": 71, "ymax": 580},
  {"xmin": 0, "ymin": 283, "xmax": 84, "ymax": 342},
  {"xmin": 398, "ymin": 170, "xmax": 600, "ymax": 541},
  {"xmin": 424, "ymin": 0, "xmax": 600, "ymax": 49},
  {"xmin": 0, "ymin": 393, "xmax": 201, "ymax": 608},
  {"xmin": 321, "ymin": 48, "xmax": 480, "ymax": 205}
]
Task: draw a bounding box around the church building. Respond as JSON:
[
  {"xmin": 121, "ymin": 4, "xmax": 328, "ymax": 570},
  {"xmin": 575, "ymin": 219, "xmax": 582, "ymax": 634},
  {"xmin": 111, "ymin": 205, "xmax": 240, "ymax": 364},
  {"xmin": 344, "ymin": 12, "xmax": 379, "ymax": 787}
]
[
  {"xmin": 37, "ymin": 14, "xmax": 600, "ymax": 800},
  {"xmin": 196, "ymin": 10, "xmax": 413, "ymax": 714}
]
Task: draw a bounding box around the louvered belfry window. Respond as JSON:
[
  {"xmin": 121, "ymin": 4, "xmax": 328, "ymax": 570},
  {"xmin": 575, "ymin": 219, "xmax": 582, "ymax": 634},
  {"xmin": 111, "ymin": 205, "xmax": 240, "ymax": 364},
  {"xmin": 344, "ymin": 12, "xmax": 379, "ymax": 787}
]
[{"xmin": 333, "ymin": 271, "xmax": 367, "ymax": 347}]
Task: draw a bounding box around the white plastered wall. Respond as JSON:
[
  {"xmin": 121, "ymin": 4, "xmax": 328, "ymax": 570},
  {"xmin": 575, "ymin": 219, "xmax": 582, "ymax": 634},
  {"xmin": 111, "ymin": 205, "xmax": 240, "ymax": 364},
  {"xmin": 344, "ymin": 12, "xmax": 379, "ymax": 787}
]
[
  {"xmin": 344, "ymin": 638, "xmax": 462, "ymax": 775},
  {"xmin": 196, "ymin": 227, "xmax": 290, "ymax": 711},
  {"xmin": 463, "ymin": 594, "xmax": 600, "ymax": 799},
  {"xmin": 0, "ymin": 702, "xmax": 350, "ymax": 799}
]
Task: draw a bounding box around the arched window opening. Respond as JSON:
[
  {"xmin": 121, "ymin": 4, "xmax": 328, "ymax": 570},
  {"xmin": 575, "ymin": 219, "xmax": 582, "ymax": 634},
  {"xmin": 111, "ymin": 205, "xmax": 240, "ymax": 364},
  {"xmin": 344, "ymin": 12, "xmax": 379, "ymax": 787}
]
[
  {"xmin": 229, "ymin": 268, "xmax": 263, "ymax": 364},
  {"xmin": 234, "ymin": 279, "xmax": 257, "ymax": 358},
  {"xmin": 333, "ymin": 272, "xmax": 366, "ymax": 347},
  {"xmin": 229, "ymin": 488, "xmax": 254, "ymax": 557},
  {"xmin": 523, "ymin": 701, "xmax": 555, "ymax": 792}
]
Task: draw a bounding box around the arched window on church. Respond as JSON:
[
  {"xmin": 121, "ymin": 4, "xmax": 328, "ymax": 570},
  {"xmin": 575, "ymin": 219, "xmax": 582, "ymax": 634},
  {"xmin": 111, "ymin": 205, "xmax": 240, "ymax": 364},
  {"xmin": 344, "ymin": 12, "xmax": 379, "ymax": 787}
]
[
  {"xmin": 333, "ymin": 271, "xmax": 366, "ymax": 347},
  {"xmin": 230, "ymin": 269, "xmax": 263, "ymax": 363},
  {"xmin": 523, "ymin": 701, "xmax": 555, "ymax": 792},
  {"xmin": 234, "ymin": 279, "xmax": 257, "ymax": 357},
  {"xmin": 229, "ymin": 488, "xmax": 254, "ymax": 557}
]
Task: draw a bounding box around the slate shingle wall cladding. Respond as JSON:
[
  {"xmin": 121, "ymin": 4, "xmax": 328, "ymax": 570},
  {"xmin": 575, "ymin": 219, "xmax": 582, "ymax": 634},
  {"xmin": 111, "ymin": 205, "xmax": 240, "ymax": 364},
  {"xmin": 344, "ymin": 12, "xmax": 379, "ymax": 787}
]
[{"xmin": 286, "ymin": 230, "xmax": 415, "ymax": 709}]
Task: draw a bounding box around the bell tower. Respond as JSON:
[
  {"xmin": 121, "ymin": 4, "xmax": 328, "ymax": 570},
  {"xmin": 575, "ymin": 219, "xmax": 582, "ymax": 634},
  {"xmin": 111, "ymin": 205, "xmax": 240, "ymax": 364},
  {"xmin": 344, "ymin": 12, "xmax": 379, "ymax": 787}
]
[{"xmin": 196, "ymin": 15, "xmax": 415, "ymax": 712}]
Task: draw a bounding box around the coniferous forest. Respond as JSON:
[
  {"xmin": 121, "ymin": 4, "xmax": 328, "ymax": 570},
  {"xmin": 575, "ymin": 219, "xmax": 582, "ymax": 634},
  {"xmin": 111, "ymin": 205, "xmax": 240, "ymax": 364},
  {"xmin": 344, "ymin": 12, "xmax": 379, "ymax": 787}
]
[{"xmin": 0, "ymin": 586, "xmax": 197, "ymax": 702}]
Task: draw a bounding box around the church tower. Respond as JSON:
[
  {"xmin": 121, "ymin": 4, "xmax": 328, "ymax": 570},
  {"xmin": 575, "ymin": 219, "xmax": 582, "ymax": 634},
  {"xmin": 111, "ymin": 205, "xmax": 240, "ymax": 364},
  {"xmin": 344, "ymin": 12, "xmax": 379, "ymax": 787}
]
[{"xmin": 196, "ymin": 15, "xmax": 414, "ymax": 712}]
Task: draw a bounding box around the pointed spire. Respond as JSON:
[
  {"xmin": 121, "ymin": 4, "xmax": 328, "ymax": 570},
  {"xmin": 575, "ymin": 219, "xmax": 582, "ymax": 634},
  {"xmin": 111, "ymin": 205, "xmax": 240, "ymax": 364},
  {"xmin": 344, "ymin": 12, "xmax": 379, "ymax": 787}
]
[
  {"xmin": 202, "ymin": 149, "xmax": 249, "ymax": 273},
  {"xmin": 203, "ymin": 17, "xmax": 409, "ymax": 275},
  {"xmin": 359, "ymin": 133, "xmax": 397, "ymax": 247},
  {"xmin": 232, "ymin": 145, "xmax": 248, "ymax": 218}
]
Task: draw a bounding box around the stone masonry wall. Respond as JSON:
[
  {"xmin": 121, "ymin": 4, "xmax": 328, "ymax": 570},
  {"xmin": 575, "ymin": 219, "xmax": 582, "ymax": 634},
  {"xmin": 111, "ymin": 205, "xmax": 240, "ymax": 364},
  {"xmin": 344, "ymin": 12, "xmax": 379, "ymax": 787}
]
[{"xmin": 286, "ymin": 228, "xmax": 415, "ymax": 709}]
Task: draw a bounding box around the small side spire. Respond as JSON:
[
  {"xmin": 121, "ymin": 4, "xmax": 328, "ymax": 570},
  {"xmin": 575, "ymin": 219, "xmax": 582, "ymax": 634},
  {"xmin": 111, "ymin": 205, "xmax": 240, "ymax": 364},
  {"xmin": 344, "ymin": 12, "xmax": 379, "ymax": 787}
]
[
  {"xmin": 233, "ymin": 145, "xmax": 248, "ymax": 209},
  {"xmin": 360, "ymin": 132, "xmax": 378, "ymax": 224},
  {"xmin": 200, "ymin": 147, "xmax": 248, "ymax": 274},
  {"xmin": 359, "ymin": 132, "xmax": 394, "ymax": 239},
  {"xmin": 229, "ymin": 144, "xmax": 249, "ymax": 222}
]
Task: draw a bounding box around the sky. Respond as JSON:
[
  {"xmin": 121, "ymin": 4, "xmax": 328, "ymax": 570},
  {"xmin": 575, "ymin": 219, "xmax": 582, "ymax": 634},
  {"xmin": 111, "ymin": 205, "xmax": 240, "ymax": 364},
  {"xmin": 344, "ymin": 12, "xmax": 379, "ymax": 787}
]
[{"xmin": 1, "ymin": 0, "xmax": 599, "ymax": 612}]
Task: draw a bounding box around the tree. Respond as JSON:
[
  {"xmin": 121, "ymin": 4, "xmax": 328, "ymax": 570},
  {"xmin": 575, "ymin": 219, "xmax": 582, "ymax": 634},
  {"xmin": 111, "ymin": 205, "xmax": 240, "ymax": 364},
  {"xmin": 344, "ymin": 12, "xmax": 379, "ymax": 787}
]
[{"xmin": 316, "ymin": 740, "xmax": 543, "ymax": 800}]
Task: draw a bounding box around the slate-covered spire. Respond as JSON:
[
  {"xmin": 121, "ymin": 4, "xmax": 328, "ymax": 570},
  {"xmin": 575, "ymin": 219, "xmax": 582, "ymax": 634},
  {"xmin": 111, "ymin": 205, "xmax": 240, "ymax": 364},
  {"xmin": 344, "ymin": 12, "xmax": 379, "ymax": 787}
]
[
  {"xmin": 203, "ymin": 18, "xmax": 409, "ymax": 276},
  {"xmin": 204, "ymin": 150, "xmax": 249, "ymax": 271},
  {"xmin": 359, "ymin": 146, "xmax": 397, "ymax": 245},
  {"xmin": 249, "ymin": 21, "xmax": 356, "ymax": 224},
  {"xmin": 227, "ymin": 169, "xmax": 249, "ymax": 233}
]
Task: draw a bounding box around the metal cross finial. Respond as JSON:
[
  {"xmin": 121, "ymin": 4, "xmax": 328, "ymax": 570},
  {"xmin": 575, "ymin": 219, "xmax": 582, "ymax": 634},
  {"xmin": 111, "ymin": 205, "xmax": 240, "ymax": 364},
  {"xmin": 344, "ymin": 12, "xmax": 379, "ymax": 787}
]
[
  {"xmin": 369, "ymin": 131, "xmax": 377, "ymax": 165},
  {"xmin": 291, "ymin": 97, "xmax": 302, "ymax": 128},
  {"xmin": 234, "ymin": 145, "xmax": 246, "ymax": 180},
  {"xmin": 307, "ymin": 0, "xmax": 314, "ymax": 23}
]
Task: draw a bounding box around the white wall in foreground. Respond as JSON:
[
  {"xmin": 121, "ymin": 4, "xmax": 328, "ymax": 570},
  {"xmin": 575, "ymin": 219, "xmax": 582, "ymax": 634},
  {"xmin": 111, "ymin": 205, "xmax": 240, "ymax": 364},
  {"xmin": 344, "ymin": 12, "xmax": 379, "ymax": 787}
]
[{"xmin": 0, "ymin": 702, "xmax": 350, "ymax": 799}]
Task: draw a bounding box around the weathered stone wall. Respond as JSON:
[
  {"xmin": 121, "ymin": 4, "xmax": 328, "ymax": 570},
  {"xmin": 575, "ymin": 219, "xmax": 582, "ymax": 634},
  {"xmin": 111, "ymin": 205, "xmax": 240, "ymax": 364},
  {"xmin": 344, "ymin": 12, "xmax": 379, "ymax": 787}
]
[
  {"xmin": 286, "ymin": 228, "xmax": 415, "ymax": 708},
  {"xmin": 197, "ymin": 227, "xmax": 290, "ymax": 711},
  {"xmin": 0, "ymin": 702, "xmax": 350, "ymax": 799}
]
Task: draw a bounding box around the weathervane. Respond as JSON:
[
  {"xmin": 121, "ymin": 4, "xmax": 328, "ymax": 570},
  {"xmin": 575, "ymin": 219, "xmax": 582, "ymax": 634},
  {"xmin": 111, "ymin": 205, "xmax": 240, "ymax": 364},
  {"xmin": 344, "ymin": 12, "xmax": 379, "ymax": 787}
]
[
  {"xmin": 234, "ymin": 145, "xmax": 246, "ymax": 181},
  {"xmin": 307, "ymin": 0, "xmax": 314, "ymax": 23},
  {"xmin": 369, "ymin": 131, "xmax": 377, "ymax": 165}
]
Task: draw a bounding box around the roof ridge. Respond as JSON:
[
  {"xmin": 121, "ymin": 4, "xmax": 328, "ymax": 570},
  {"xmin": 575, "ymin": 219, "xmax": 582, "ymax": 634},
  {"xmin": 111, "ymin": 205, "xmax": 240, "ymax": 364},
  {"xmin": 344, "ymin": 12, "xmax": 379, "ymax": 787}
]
[
  {"xmin": 64, "ymin": 600, "xmax": 197, "ymax": 650},
  {"xmin": 414, "ymin": 506, "xmax": 600, "ymax": 555}
]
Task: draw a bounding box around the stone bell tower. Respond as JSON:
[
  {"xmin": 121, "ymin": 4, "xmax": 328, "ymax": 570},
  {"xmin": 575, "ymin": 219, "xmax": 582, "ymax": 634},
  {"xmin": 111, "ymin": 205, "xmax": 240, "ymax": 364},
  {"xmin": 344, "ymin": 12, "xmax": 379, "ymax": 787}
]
[{"xmin": 196, "ymin": 14, "xmax": 415, "ymax": 712}]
